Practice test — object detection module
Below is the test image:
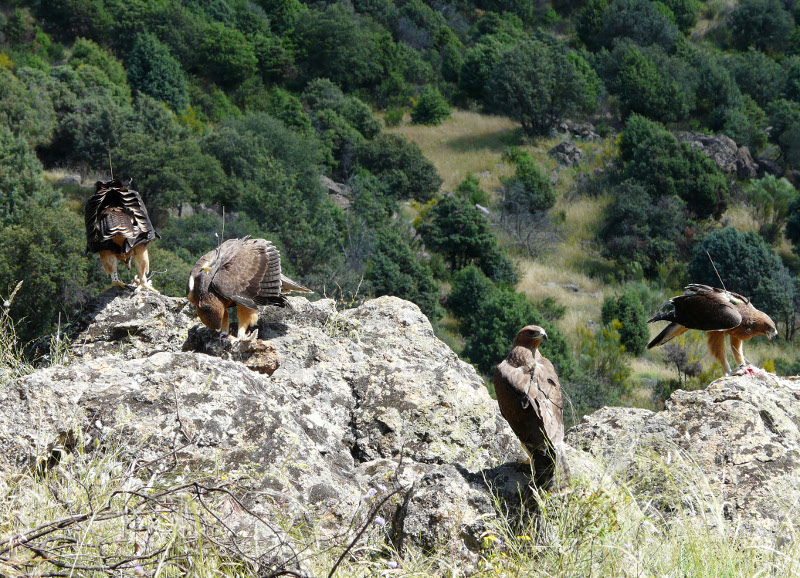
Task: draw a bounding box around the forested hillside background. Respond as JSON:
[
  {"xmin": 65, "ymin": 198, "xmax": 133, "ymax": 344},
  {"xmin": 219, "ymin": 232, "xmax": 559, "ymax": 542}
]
[{"xmin": 3, "ymin": 0, "xmax": 800, "ymax": 423}]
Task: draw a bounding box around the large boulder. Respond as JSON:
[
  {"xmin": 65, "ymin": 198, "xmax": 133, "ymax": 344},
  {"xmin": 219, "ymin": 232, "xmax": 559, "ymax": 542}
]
[
  {"xmin": 1, "ymin": 290, "xmax": 530, "ymax": 561},
  {"xmin": 674, "ymin": 131, "xmax": 758, "ymax": 178},
  {"xmin": 568, "ymin": 371, "xmax": 800, "ymax": 546}
]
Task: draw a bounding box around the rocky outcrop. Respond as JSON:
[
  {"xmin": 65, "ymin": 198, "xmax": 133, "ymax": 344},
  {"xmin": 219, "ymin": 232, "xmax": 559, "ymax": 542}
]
[
  {"xmin": 4, "ymin": 289, "xmax": 800, "ymax": 564},
  {"xmin": 321, "ymin": 175, "xmax": 352, "ymax": 209},
  {"xmin": 1, "ymin": 289, "xmax": 529, "ymax": 560},
  {"xmin": 558, "ymin": 119, "xmax": 601, "ymax": 141},
  {"xmin": 674, "ymin": 131, "xmax": 758, "ymax": 178},
  {"xmin": 755, "ymin": 157, "xmax": 784, "ymax": 178},
  {"xmin": 568, "ymin": 372, "xmax": 800, "ymax": 546},
  {"xmin": 548, "ymin": 141, "xmax": 583, "ymax": 167}
]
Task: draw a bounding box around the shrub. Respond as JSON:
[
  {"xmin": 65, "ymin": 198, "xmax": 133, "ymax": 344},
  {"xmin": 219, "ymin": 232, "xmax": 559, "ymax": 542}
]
[
  {"xmin": 502, "ymin": 153, "xmax": 556, "ymax": 214},
  {"xmin": 485, "ymin": 36, "xmax": 598, "ymax": 136},
  {"xmin": 729, "ymin": 0, "xmax": 794, "ymax": 54},
  {"xmin": 355, "ymin": 134, "xmax": 442, "ymax": 202},
  {"xmin": 365, "ymin": 228, "xmax": 442, "ymax": 320},
  {"xmin": 619, "ymin": 114, "xmax": 729, "ymax": 220},
  {"xmin": 127, "ymin": 33, "xmax": 188, "ymax": 112},
  {"xmin": 688, "ymin": 227, "xmax": 794, "ymax": 319},
  {"xmin": 601, "ymin": 290, "xmax": 650, "ymax": 355},
  {"xmin": 747, "ymin": 175, "xmax": 797, "ymax": 243},
  {"xmin": 411, "ymin": 86, "xmax": 451, "ymax": 125},
  {"xmin": 462, "ymin": 286, "xmax": 573, "ymax": 378},
  {"xmin": 448, "ymin": 265, "xmax": 494, "ymax": 319},
  {"xmin": 455, "ymin": 173, "xmax": 490, "ymax": 207}
]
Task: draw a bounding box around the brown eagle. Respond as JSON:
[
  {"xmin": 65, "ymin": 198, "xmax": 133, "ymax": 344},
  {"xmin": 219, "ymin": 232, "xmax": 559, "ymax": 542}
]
[
  {"xmin": 187, "ymin": 237, "xmax": 312, "ymax": 339},
  {"xmin": 85, "ymin": 179, "xmax": 159, "ymax": 291},
  {"xmin": 494, "ymin": 325, "xmax": 569, "ymax": 490},
  {"xmin": 647, "ymin": 284, "xmax": 778, "ymax": 374}
]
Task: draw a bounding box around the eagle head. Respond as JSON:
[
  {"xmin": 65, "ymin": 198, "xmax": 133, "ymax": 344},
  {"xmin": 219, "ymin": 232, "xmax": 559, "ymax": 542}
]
[{"xmin": 513, "ymin": 325, "xmax": 548, "ymax": 349}]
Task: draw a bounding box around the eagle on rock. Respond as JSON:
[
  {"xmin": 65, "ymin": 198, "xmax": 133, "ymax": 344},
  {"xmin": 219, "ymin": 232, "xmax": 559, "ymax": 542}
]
[
  {"xmin": 187, "ymin": 237, "xmax": 312, "ymax": 340},
  {"xmin": 647, "ymin": 284, "xmax": 778, "ymax": 374},
  {"xmin": 494, "ymin": 325, "xmax": 569, "ymax": 490},
  {"xmin": 85, "ymin": 179, "xmax": 159, "ymax": 291}
]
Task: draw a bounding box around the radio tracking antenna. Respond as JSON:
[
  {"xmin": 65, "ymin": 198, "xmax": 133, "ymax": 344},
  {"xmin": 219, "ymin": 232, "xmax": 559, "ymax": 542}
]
[{"xmin": 706, "ymin": 251, "xmax": 727, "ymax": 292}]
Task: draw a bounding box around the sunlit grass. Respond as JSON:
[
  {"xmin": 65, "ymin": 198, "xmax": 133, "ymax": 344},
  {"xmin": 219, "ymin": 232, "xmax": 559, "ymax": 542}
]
[{"xmin": 387, "ymin": 109, "xmax": 521, "ymax": 193}]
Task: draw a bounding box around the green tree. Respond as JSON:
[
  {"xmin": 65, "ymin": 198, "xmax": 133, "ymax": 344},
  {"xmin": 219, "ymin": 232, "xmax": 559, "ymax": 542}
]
[
  {"xmin": 619, "ymin": 114, "xmax": 729, "ymax": 220},
  {"xmin": 601, "ymin": 290, "xmax": 649, "ymax": 355},
  {"xmin": 661, "ymin": 0, "xmax": 701, "ymax": 33},
  {"xmin": 365, "ymin": 228, "xmax": 442, "ymax": 320},
  {"xmin": 0, "ymin": 125, "xmax": 61, "ymax": 226},
  {"xmin": 502, "ymin": 152, "xmax": 556, "ymax": 214},
  {"xmin": 448, "ymin": 265, "xmax": 495, "ymax": 319},
  {"xmin": 127, "ymin": 33, "xmax": 188, "ymax": 112},
  {"xmin": 458, "ymin": 34, "xmax": 513, "ymax": 101},
  {"xmin": 600, "ymin": 180, "xmax": 686, "ymax": 274},
  {"xmin": 200, "ymin": 21, "xmax": 258, "ymax": 86},
  {"xmin": 0, "ymin": 202, "xmax": 91, "ymax": 341},
  {"xmin": 411, "ymin": 86, "xmax": 451, "ymax": 125},
  {"xmin": 688, "ymin": 228, "xmax": 794, "ymax": 319},
  {"xmin": 461, "ymin": 286, "xmax": 573, "ymax": 378},
  {"xmin": 355, "ymin": 134, "xmax": 442, "ymax": 202},
  {"xmin": 598, "ymin": 0, "xmax": 679, "ymax": 50},
  {"xmin": 729, "ymin": 0, "xmax": 794, "ymax": 54},
  {"xmin": 606, "ymin": 43, "xmax": 689, "ymax": 122},
  {"xmin": 69, "ymin": 37, "xmax": 129, "ymax": 91},
  {"xmin": 723, "ymin": 49, "xmax": 785, "ymax": 108},
  {"xmin": 295, "ymin": 4, "xmax": 388, "ymax": 92},
  {"xmin": 454, "ymin": 173, "xmax": 490, "ymax": 206},
  {"xmin": 0, "ymin": 67, "xmax": 57, "ymax": 147},
  {"xmin": 485, "ymin": 36, "xmax": 598, "ymax": 136},
  {"xmin": 717, "ymin": 95, "xmax": 768, "ymax": 153},
  {"xmin": 747, "ymin": 175, "xmax": 797, "ymax": 243}
]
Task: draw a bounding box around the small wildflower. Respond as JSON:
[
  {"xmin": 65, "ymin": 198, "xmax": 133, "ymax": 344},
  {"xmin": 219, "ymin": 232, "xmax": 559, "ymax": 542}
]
[
  {"xmin": 377, "ymin": 483, "xmax": 387, "ymax": 493},
  {"xmin": 386, "ymin": 560, "xmax": 398, "ymax": 569},
  {"xmin": 516, "ymin": 534, "xmax": 531, "ymax": 541},
  {"xmin": 133, "ymin": 566, "xmax": 145, "ymax": 577},
  {"xmin": 363, "ymin": 487, "xmax": 377, "ymax": 499},
  {"xmin": 374, "ymin": 516, "xmax": 386, "ymax": 526}
]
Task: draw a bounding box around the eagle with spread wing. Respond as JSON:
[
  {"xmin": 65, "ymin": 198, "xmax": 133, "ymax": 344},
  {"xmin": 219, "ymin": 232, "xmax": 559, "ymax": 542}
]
[
  {"xmin": 187, "ymin": 237, "xmax": 312, "ymax": 339},
  {"xmin": 647, "ymin": 284, "xmax": 777, "ymax": 374},
  {"xmin": 494, "ymin": 325, "xmax": 569, "ymax": 490},
  {"xmin": 85, "ymin": 179, "xmax": 159, "ymax": 291}
]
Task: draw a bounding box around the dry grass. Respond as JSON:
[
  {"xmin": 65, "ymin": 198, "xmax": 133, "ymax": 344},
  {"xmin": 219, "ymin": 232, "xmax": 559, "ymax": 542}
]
[{"xmin": 387, "ymin": 109, "xmax": 520, "ymax": 193}]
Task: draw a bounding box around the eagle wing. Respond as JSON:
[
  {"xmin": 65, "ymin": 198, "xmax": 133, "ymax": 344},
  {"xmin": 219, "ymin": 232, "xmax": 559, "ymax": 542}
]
[
  {"xmin": 494, "ymin": 354, "xmax": 564, "ymax": 452},
  {"xmin": 670, "ymin": 284, "xmax": 744, "ymax": 331},
  {"xmin": 85, "ymin": 180, "xmax": 158, "ymax": 255},
  {"xmin": 210, "ymin": 238, "xmax": 285, "ymax": 309}
]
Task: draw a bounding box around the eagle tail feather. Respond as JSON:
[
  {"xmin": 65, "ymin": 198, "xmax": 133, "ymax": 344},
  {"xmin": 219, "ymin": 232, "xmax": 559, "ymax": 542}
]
[{"xmin": 647, "ymin": 322, "xmax": 686, "ymax": 349}]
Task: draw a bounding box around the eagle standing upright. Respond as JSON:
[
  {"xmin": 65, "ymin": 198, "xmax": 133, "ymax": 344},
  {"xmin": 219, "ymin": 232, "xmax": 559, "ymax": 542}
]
[
  {"xmin": 647, "ymin": 284, "xmax": 778, "ymax": 374},
  {"xmin": 187, "ymin": 237, "xmax": 312, "ymax": 339},
  {"xmin": 85, "ymin": 179, "xmax": 159, "ymax": 291},
  {"xmin": 494, "ymin": 325, "xmax": 569, "ymax": 490}
]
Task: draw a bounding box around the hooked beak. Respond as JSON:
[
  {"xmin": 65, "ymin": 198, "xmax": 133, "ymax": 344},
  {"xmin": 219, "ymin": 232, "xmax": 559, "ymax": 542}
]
[{"xmin": 541, "ymin": 332, "xmax": 548, "ymax": 341}]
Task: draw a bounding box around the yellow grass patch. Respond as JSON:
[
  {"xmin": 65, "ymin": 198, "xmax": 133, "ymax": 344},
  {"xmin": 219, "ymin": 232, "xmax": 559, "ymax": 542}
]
[{"xmin": 387, "ymin": 109, "xmax": 520, "ymax": 193}]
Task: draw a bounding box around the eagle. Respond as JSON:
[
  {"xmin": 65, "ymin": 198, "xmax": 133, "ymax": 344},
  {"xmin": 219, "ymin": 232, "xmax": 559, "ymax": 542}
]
[
  {"xmin": 186, "ymin": 237, "xmax": 312, "ymax": 339},
  {"xmin": 85, "ymin": 179, "xmax": 159, "ymax": 291},
  {"xmin": 494, "ymin": 325, "xmax": 569, "ymax": 490},
  {"xmin": 647, "ymin": 284, "xmax": 778, "ymax": 374}
]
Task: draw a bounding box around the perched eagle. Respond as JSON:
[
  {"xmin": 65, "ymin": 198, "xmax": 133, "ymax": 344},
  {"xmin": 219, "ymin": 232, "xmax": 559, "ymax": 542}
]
[
  {"xmin": 187, "ymin": 237, "xmax": 312, "ymax": 339},
  {"xmin": 494, "ymin": 325, "xmax": 569, "ymax": 490},
  {"xmin": 85, "ymin": 179, "xmax": 159, "ymax": 291},
  {"xmin": 647, "ymin": 284, "xmax": 778, "ymax": 374}
]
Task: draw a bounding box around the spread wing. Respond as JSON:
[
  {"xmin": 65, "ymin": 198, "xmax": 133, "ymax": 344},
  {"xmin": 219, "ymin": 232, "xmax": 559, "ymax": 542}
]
[
  {"xmin": 210, "ymin": 238, "xmax": 286, "ymax": 309},
  {"xmin": 670, "ymin": 284, "xmax": 743, "ymax": 331},
  {"xmin": 85, "ymin": 180, "xmax": 158, "ymax": 255}
]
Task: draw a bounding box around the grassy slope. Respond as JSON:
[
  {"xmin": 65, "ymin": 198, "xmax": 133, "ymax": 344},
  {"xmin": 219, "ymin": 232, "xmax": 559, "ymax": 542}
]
[{"xmin": 390, "ymin": 110, "xmax": 800, "ymax": 408}]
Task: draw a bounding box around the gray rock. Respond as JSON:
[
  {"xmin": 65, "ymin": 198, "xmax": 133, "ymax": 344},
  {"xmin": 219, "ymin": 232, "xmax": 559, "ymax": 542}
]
[
  {"xmin": 1, "ymin": 290, "xmax": 527, "ymax": 556},
  {"xmin": 755, "ymin": 157, "xmax": 784, "ymax": 178},
  {"xmin": 321, "ymin": 175, "xmax": 352, "ymax": 210},
  {"xmin": 55, "ymin": 174, "xmax": 83, "ymax": 188},
  {"xmin": 674, "ymin": 131, "xmax": 758, "ymax": 178},
  {"xmin": 549, "ymin": 141, "xmax": 583, "ymax": 167},
  {"xmin": 567, "ymin": 372, "xmax": 800, "ymax": 546}
]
